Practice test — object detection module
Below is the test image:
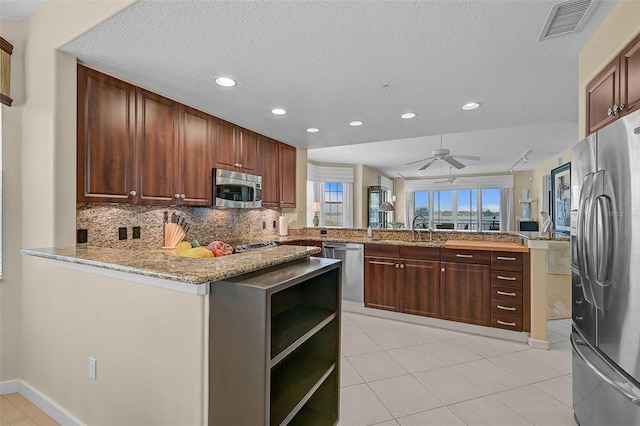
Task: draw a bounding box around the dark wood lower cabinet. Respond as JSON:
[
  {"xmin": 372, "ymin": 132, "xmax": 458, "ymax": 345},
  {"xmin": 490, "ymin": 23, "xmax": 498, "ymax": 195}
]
[
  {"xmin": 440, "ymin": 261, "xmax": 490, "ymax": 326},
  {"xmin": 364, "ymin": 256, "xmax": 400, "ymax": 312},
  {"xmin": 400, "ymin": 260, "xmax": 440, "ymax": 317}
]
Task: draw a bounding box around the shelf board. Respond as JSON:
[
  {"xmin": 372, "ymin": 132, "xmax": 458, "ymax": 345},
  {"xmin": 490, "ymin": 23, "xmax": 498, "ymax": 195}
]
[
  {"xmin": 271, "ymin": 353, "xmax": 335, "ymax": 426},
  {"xmin": 271, "ymin": 305, "xmax": 335, "ymax": 362},
  {"xmin": 287, "ymin": 405, "xmax": 337, "ymax": 426}
]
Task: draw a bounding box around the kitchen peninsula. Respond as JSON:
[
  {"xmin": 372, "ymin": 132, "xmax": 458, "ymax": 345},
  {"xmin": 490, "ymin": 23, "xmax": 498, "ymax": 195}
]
[{"xmin": 20, "ymin": 245, "xmax": 341, "ymax": 425}]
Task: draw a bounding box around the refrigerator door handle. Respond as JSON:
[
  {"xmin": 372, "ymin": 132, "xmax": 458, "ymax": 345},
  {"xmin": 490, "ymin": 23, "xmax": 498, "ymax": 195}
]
[
  {"xmin": 571, "ymin": 333, "xmax": 640, "ymax": 406},
  {"xmin": 577, "ymin": 173, "xmax": 595, "ymax": 304},
  {"xmin": 589, "ymin": 170, "xmax": 614, "ymax": 311}
]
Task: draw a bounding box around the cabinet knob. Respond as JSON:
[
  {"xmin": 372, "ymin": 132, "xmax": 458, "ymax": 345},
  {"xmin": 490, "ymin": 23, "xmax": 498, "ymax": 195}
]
[
  {"xmin": 395, "ymin": 264, "xmax": 399, "ymax": 268},
  {"xmin": 613, "ymin": 104, "xmax": 621, "ymax": 114},
  {"xmin": 174, "ymin": 194, "xmax": 181, "ymax": 198},
  {"xmin": 608, "ymin": 107, "xmax": 614, "ymax": 116},
  {"xmin": 400, "ymin": 264, "xmax": 405, "ymax": 269},
  {"xmin": 180, "ymin": 194, "xmax": 186, "ymax": 199},
  {"xmin": 129, "ymin": 190, "xmax": 136, "ymax": 196},
  {"xmin": 238, "ymin": 163, "xmax": 243, "ymax": 168},
  {"xmin": 441, "ymin": 267, "xmax": 445, "ymax": 272}
]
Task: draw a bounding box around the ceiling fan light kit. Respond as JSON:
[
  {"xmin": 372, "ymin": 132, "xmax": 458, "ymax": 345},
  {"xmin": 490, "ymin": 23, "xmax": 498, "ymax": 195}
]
[{"xmin": 406, "ymin": 135, "xmax": 481, "ymax": 171}]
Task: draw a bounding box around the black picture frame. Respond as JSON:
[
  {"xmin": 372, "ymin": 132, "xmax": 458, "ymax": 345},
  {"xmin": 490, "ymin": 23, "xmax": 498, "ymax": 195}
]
[{"xmin": 551, "ymin": 162, "xmax": 571, "ymax": 235}]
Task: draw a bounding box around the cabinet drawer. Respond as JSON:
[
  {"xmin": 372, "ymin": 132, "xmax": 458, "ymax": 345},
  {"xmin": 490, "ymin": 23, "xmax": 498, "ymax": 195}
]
[
  {"xmin": 490, "ymin": 271, "xmax": 523, "ymax": 288},
  {"xmin": 490, "ymin": 251, "xmax": 523, "ymax": 272},
  {"xmin": 365, "ymin": 244, "xmax": 400, "ymax": 258},
  {"xmin": 490, "ymin": 300, "xmax": 523, "ymax": 317},
  {"xmin": 399, "ymin": 246, "xmax": 440, "ymax": 261},
  {"xmin": 491, "ymin": 315, "xmax": 523, "ymax": 331},
  {"xmin": 441, "ymin": 249, "xmax": 490, "ymax": 265},
  {"xmin": 491, "ymin": 284, "xmax": 524, "ymax": 302}
]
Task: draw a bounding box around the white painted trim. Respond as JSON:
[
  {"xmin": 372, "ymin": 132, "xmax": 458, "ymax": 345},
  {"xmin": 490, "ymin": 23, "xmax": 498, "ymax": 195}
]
[
  {"xmin": 0, "ymin": 379, "xmax": 20, "ymax": 394},
  {"xmin": 50, "ymin": 259, "xmax": 210, "ymax": 295},
  {"xmin": 0, "ymin": 379, "xmax": 86, "ymax": 426},
  {"xmin": 528, "ymin": 337, "xmax": 551, "ymax": 350},
  {"xmin": 343, "ymin": 304, "xmax": 529, "ymax": 343}
]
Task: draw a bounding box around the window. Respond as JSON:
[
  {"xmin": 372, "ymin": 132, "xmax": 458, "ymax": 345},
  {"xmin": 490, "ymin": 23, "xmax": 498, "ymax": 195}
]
[
  {"xmin": 414, "ymin": 191, "xmax": 429, "ymax": 226},
  {"xmin": 324, "ymin": 182, "xmax": 343, "ymax": 226},
  {"xmin": 457, "ymin": 189, "xmax": 478, "ymax": 231},
  {"xmin": 433, "ymin": 190, "xmax": 452, "ymax": 228},
  {"xmin": 408, "ymin": 187, "xmax": 502, "ymax": 232},
  {"xmin": 482, "ymin": 188, "xmax": 501, "ymax": 231}
]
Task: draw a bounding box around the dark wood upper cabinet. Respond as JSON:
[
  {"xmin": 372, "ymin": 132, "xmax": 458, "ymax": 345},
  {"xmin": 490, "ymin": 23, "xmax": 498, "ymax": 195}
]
[
  {"xmin": 620, "ymin": 32, "xmax": 640, "ymax": 117},
  {"xmin": 77, "ymin": 65, "xmax": 136, "ymax": 203},
  {"xmin": 214, "ymin": 122, "xmax": 258, "ymax": 174},
  {"xmin": 136, "ymin": 88, "xmax": 179, "ymax": 205},
  {"xmin": 587, "ymin": 32, "xmax": 640, "ymax": 135},
  {"xmin": 279, "ymin": 143, "xmax": 297, "ymax": 207},
  {"xmin": 258, "ymin": 136, "xmax": 280, "ymax": 207},
  {"xmin": 178, "ymin": 106, "xmax": 213, "ymax": 206}
]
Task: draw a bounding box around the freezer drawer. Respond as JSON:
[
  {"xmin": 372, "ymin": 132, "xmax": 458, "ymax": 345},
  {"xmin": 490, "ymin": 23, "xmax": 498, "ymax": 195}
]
[{"xmin": 572, "ymin": 330, "xmax": 640, "ymax": 426}]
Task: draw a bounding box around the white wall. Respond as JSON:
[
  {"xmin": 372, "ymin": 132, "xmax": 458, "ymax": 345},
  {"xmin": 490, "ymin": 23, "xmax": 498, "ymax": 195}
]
[{"xmin": 1, "ymin": 2, "xmax": 212, "ymax": 424}]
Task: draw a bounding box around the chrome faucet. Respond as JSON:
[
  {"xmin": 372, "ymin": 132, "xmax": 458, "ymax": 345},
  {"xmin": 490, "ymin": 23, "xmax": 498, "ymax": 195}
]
[{"xmin": 412, "ymin": 215, "xmax": 427, "ymax": 241}]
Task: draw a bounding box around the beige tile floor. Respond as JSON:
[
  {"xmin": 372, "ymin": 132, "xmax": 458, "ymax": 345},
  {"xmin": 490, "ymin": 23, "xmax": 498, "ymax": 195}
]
[{"xmin": 339, "ymin": 313, "xmax": 574, "ymax": 426}]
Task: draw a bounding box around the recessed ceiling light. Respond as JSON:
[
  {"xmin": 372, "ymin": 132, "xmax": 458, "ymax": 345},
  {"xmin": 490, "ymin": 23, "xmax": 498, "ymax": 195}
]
[
  {"xmin": 349, "ymin": 121, "xmax": 364, "ymax": 126},
  {"xmin": 306, "ymin": 128, "xmax": 319, "ymax": 133},
  {"xmin": 215, "ymin": 77, "xmax": 236, "ymax": 87},
  {"xmin": 271, "ymin": 108, "xmax": 287, "ymax": 115},
  {"xmin": 401, "ymin": 112, "xmax": 417, "ymax": 119},
  {"xmin": 462, "ymin": 102, "xmax": 480, "ymax": 110}
]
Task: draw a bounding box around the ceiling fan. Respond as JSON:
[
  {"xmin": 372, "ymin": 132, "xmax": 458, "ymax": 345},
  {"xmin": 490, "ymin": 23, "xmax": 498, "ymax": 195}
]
[
  {"xmin": 406, "ymin": 135, "xmax": 481, "ymax": 170},
  {"xmin": 435, "ymin": 167, "xmax": 463, "ymax": 184}
]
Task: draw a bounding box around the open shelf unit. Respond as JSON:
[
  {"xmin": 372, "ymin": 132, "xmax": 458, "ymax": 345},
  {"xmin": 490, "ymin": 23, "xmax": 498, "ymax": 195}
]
[{"xmin": 209, "ymin": 257, "xmax": 341, "ymax": 426}]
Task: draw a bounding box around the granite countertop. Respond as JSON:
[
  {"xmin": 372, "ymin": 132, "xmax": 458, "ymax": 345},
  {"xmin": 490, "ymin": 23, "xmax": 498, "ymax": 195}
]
[
  {"xmin": 21, "ymin": 245, "xmax": 321, "ymax": 285},
  {"xmin": 444, "ymin": 239, "xmax": 529, "ymax": 253},
  {"xmin": 278, "ymin": 235, "xmax": 445, "ymax": 248},
  {"xmin": 518, "ymin": 232, "xmax": 570, "ymax": 241}
]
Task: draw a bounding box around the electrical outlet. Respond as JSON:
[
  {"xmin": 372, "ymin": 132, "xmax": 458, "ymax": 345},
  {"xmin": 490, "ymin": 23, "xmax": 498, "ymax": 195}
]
[
  {"xmin": 89, "ymin": 357, "xmax": 97, "ymax": 380},
  {"xmin": 320, "ymin": 229, "xmax": 327, "ymax": 235},
  {"xmin": 77, "ymin": 229, "xmax": 88, "ymax": 244},
  {"xmin": 118, "ymin": 227, "xmax": 127, "ymax": 240},
  {"xmin": 262, "ymin": 221, "xmax": 266, "ymax": 229},
  {"xmin": 132, "ymin": 226, "xmax": 141, "ymax": 239}
]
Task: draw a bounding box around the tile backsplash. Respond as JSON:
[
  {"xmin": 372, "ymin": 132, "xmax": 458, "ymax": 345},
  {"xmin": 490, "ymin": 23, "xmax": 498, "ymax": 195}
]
[{"xmin": 76, "ymin": 203, "xmax": 282, "ymax": 249}]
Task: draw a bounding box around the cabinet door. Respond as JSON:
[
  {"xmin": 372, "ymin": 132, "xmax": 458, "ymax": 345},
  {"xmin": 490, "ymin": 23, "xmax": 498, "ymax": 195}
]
[
  {"xmin": 178, "ymin": 106, "xmax": 212, "ymax": 206},
  {"xmin": 238, "ymin": 129, "xmax": 258, "ymax": 173},
  {"xmin": 214, "ymin": 120, "xmax": 237, "ymax": 170},
  {"xmin": 258, "ymin": 137, "xmax": 279, "ymax": 207},
  {"xmin": 279, "ymin": 143, "xmax": 297, "ymax": 207},
  {"xmin": 620, "ymin": 32, "xmax": 640, "ymax": 117},
  {"xmin": 364, "ymin": 257, "xmax": 399, "ymax": 311},
  {"xmin": 77, "ymin": 65, "xmax": 136, "ymax": 203},
  {"xmin": 400, "ymin": 260, "xmax": 440, "ymax": 318},
  {"xmin": 136, "ymin": 89, "xmax": 178, "ymax": 204},
  {"xmin": 440, "ymin": 261, "xmax": 490, "ymax": 326},
  {"xmin": 586, "ymin": 59, "xmax": 619, "ymax": 135}
]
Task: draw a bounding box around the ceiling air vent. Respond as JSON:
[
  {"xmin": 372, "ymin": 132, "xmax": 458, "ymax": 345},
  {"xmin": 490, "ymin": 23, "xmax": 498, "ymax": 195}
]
[{"xmin": 539, "ymin": 0, "xmax": 594, "ymax": 41}]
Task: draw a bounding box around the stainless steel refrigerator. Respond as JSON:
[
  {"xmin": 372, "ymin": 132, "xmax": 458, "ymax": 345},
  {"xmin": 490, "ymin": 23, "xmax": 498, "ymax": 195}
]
[{"xmin": 571, "ymin": 109, "xmax": 640, "ymax": 425}]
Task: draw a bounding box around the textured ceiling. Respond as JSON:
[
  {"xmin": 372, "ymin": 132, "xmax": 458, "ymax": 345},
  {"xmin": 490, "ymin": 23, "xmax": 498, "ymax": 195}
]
[{"xmin": 58, "ymin": 0, "xmax": 617, "ymax": 178}]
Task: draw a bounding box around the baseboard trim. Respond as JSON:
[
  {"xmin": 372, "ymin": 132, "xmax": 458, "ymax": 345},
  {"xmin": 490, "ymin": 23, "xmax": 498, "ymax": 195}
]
[
  {"xmin": 528, "ymin": 337, "xmax": 550, "ymax": 350},
  {"xmin": 0, "ymin": 379, "xmax": 85, "ymax": 426}
]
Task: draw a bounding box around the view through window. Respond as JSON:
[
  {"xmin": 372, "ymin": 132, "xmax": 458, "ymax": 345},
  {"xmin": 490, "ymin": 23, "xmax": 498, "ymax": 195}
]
[
  {"xmin": 412, "ymin": 187, "xmax": 501, "ymax": 231},
  {"xmin": 324, "ymin": 182, "xmax": 343, "ymax": 226}
]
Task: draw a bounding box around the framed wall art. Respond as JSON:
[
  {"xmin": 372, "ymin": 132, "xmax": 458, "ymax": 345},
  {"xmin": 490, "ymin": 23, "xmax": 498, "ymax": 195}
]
[{"xmin": 551, "ymin": 162, "xmax": 571, "ymax": 235}]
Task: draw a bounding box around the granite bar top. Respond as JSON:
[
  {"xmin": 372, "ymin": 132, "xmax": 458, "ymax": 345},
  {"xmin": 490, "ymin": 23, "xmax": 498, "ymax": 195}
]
[
  {"xmin": 518, "ymin": 232, "xmax": 570, "ymax": 241},
  {"xmin": 21, "ymin": 245, "xmax": 322, "ymax": 285},
  {"xmin": 444, "ymin": 239, "xmax": 529, "ymax": 253},
  {"xmin": 278, "ymin": 235, "xmax": 445, "ymax": 248}
]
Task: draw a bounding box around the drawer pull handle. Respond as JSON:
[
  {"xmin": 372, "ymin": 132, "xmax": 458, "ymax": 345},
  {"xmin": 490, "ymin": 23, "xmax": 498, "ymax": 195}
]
[
  {"xmin": 370, "ymin": 261, "xmax": 395, "ymax": 266},
  {"xmin": 497, "ymin": 320, "xmax": 517, "ymax": 327},
  {"xmin": 456, "ymin": 254, "xmax": 473, "ymax": 258},
  {"xmin": 497, "ymin": 305, "xmax": 516, "ymax": 311},
  {"xmin": 496, "ymin": 290, "xmax": 517, "ymax": 297},
  {"xmin": 496, "ymin": 256, "xmax": 517, "ymax": 261},
  {"xmin": 497, "ymin": 275, "xmax": 517, "ymax": 281}
]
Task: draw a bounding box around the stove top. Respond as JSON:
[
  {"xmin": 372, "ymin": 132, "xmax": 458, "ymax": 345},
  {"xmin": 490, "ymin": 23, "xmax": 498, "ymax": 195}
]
[{"xmin": 233, "ymin": 241, "xmax": 278, "ymax": 253}]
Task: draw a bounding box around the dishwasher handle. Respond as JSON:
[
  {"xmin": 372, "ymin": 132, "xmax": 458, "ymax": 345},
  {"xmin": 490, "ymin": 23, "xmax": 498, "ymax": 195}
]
[{"xmin": 322, "ymin": 244, "xmax": 363, "ymax": 251}]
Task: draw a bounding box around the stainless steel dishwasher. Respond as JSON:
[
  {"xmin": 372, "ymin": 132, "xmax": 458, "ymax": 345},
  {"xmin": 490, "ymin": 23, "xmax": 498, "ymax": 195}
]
[{"xmin": 322, "ymin": 242, "xmax": 364, "ymax": 302}]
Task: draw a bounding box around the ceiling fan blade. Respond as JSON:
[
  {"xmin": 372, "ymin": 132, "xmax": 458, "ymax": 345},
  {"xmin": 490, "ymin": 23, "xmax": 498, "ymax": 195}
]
[
  {"xmin": 450, "ymin": 155, "xmax": 481, "ymax": 161},
  {"xmin": 445, "ymin": 156, "xmax": 465, "ymax": 169},
  {"xmin": 434, "ymin": 179, "xmax": 450, "ymax": 184},
  {"xmin": 418, "ymin": 158, "xmax": 438, "ymax": 170},
  {"xmin": 406, "ymin": 156, "xmax": 436, "ymax": 166}
]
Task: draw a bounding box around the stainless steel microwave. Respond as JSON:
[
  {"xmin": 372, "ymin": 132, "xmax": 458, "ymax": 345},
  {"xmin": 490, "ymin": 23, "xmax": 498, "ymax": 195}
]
[{"xmin": 213, "ymin": 168, "xmax": 262, "ymax": 208}]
